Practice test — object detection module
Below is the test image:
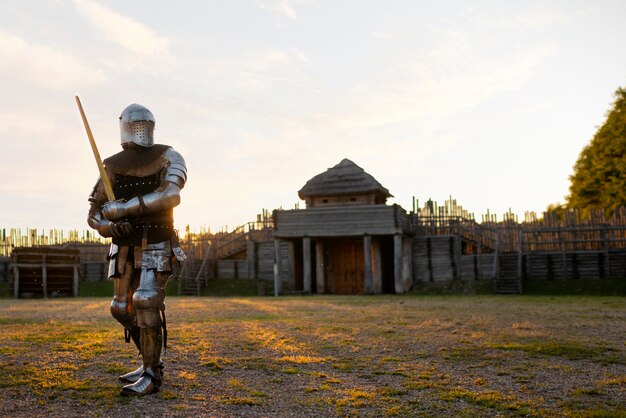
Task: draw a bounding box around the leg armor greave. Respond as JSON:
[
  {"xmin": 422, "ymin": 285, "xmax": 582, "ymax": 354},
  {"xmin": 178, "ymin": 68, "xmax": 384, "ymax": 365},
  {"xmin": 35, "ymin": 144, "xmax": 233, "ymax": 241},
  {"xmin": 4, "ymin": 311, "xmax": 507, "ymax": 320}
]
[
  {"xmin": 110, "ymin": 260, "xmax": 141, "ymax": 352},
  {"xmin": 133, "ymin": 268, "xmax": 167, "ymax": 327},
  {"xmin": 121, "ymin": 269, "xmax": 169, "ymax": 396}
]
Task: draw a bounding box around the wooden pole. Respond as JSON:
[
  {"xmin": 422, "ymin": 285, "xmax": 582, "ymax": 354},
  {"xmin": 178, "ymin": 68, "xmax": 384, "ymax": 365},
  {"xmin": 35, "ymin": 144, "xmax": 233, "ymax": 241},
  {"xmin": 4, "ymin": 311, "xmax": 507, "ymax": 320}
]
[
  {"xmin": 302, "ymin": 237, "xmax": 311, "ymax": 293},
  {"xmin": 315, "ymin": 241, "xmax": 325, "ymax": 294},
  {"xmin": 372, "ymin": 238, "xmax": 382, "ymax": 293},
  {"xmin": 13, "ymin": 255, "xmax": 19, "ymax": 298},
  {"xmin": 73, "ymin": 263, "xmax": 79, "ymax": 297},
  {"xmin": 274, "ymin": 239, "xmax": 281, "ymax": 297},
  {"xmin": 42, "ymin": 254, "xmax": 48, "ymax": 299},
  {"xmin": 394, "ymin": 234, "xmax": 403, "ymax": 294},
  {"xmin": 363, "ymin": 235, "xmax": 372, "ymax": 294}
]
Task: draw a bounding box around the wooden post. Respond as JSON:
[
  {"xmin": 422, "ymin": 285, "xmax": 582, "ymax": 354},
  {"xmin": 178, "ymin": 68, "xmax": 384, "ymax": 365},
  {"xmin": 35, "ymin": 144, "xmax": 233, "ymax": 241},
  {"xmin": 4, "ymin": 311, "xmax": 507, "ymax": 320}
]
[
  {"xmin": 363, "ymin": 235, "xmax": 373, "ymax": 294},
  {"xmin": 42, "ymin": 254, "xmax": 48, "ymax": 299},
  {"xmin": 517, "ymin": 233, "xmax": 523, "ymax": 279},
  {"xmin": 247, "ymin": 239, "xmax": 256, "ymax": 279},
  {"xmin": 73, "ymin": 263, "xmax": 79, "ymax": 297},
  {"xmin": 302, "ymin": 237, "xmax": 312, "ymax": 293},
  {"xmin": 372, "ymin": 238, "xmax": 382, "ymax": 293},
  {"xmin": 455, "ymin": 234, "xmax": 462, "ymax": 279},
  {"xmin": 394, "ymin": 234, "xmax": 403, "ymax": 293},
  {"xmin": 601, "ymin": 226, "xmax": 610, "ymax": 277},
  {"xmin": 13, "ymin": 259, "xmax": 19, "ymax": 298},
  {"xmin": 491, "ymin": 234, "xmax": 499, "ymax": 280},
  {"xmin": 315, "ymin": 240, "xmax": 325, "ymax": 294},
  {"xmin": 559, "ymin": 229, "xmax": 567, "ymax": 279},
  {"xmin": 274, "ymin": 239, "xmax": 281, "ymax": 296},
  {"xmin": 402, "ymin": 236, "xmax": 413, "ymax": 292}
]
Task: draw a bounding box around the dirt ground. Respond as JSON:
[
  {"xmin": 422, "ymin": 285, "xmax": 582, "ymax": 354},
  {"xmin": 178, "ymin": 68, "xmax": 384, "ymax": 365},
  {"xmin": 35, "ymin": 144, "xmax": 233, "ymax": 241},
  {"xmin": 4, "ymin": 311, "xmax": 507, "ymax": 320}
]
[{"xmin": 0, "ymin": 295, "xmax": 624, "ymax": 417}]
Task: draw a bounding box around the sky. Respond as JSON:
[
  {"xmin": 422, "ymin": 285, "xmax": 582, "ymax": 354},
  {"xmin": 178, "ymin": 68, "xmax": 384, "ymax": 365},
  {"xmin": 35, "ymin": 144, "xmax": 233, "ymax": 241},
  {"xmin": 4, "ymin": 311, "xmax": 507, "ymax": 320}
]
[{"xmin": 0, "ymin": 0, "xmax": 625, "ymax": 234}]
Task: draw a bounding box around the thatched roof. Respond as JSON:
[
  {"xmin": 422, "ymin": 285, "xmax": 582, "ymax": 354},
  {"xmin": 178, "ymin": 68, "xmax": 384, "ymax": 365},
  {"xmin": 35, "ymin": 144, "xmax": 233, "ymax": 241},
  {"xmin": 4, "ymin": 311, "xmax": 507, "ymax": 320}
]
[{"xmin": 298, "ymin": 159, "xmax": 392, "ymax": 199}]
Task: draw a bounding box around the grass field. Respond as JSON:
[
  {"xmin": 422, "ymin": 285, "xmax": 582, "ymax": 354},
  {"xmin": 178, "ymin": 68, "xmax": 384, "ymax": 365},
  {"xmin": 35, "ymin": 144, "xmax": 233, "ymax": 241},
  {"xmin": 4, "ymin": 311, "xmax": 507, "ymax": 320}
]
[{"xmin": 0, "ymin": 295, "xmax": 624, "ymax": 417}]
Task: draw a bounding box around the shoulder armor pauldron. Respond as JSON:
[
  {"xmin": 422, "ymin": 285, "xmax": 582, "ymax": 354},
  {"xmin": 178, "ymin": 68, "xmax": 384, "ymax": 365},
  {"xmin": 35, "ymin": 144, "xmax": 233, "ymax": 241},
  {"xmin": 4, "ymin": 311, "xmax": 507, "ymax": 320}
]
[{"xmin": 163, "ymin": 148, "xmax": 187, "ymax": 188}]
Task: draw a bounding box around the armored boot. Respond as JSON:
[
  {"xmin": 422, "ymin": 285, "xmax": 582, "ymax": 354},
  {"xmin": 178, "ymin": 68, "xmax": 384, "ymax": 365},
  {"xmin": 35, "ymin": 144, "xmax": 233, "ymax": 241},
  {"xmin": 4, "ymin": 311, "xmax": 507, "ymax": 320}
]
[
  {"xmin": 117, "ymin": 326, "xmax": 143, "ymax": 383},
  {"xmin": 119, "ymin": 360, "xmax": 164, "ymax": 384},
  {"xmin": 118, "ymin": 326, "xmax": 166, "ymax": 384},
  {"xmin": 121, "ymin": 326, "xmax": 162, "ymax": 396}
]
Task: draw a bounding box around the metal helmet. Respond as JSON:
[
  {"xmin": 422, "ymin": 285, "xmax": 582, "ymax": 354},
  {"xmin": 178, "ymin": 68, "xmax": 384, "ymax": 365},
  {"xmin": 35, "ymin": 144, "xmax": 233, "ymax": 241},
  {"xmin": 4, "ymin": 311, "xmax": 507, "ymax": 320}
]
[{"xmin": 119, "ymin": 103, "xmax": 155, "ymax": 147}]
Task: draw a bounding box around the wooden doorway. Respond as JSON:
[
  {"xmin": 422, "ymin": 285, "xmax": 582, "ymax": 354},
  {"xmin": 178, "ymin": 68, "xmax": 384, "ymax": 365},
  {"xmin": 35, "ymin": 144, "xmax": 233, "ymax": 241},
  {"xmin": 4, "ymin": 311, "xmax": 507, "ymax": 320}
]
[{"xmin": 324, "ymin": 238, "xmax": 364, "ymax": 294}]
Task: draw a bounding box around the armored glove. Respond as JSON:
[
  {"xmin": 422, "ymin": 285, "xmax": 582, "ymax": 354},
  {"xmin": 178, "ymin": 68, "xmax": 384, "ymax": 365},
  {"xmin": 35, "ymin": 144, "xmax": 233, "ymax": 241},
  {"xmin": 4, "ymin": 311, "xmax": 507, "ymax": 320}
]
[
  {"xmin": 99, "ymin": 220, "xmax": 134, "ymax": 238},
  {"xmin": 102, "ymin": 199, "xmax": 130, "ymax": 221}
]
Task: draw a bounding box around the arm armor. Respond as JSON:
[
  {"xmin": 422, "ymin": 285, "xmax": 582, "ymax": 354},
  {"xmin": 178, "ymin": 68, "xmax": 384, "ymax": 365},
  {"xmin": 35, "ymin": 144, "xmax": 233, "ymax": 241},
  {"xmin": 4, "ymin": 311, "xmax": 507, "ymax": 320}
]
[
  {"xmin": 102, "ymin": 148, "xmax": 187, "ymax": 221},
  {"xmin": 88, "ymin": 176, "xmax": 134, "ymax": 238}
]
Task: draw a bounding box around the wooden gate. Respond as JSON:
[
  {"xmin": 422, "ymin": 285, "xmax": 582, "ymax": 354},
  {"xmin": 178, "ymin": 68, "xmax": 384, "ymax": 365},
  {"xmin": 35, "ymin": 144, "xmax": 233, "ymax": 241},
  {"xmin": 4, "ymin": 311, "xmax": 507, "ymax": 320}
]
[{"xmin": 325, "ymin": 238, "xmax": 364, "ymax": 294}]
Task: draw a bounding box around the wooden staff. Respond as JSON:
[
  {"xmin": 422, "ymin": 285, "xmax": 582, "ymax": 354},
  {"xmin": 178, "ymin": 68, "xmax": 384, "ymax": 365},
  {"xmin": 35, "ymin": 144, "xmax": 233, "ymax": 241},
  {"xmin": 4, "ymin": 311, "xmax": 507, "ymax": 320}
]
[{"xmin": 75, "ymin": 96, "xmax": 116, "ymax": 201}]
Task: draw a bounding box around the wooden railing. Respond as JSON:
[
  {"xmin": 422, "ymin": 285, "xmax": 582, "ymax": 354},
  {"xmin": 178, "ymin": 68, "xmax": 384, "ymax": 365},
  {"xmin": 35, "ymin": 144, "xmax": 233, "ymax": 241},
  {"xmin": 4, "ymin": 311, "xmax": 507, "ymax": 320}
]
[{"xmin": 411, "ymin": 200, "xmax": 626, "ymax": 254}]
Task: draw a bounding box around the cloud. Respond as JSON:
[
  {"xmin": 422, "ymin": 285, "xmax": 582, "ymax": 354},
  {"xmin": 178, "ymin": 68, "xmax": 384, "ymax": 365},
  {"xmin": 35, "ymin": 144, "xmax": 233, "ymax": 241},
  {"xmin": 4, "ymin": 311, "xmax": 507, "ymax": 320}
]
[
  {"xmin": 257, "ymin": 0, "xmax": 297, "ymax": 19},
  {"xmin": 312, "ymin": 38, "xmax": 557, "ymax": 136},
  {"xmin": 0, "ymin": 31, "xmax": 105, "ymax": 89},
  {"xmin": 0, "ymin": 111, "xmax": 56, "ymax": 137},
  {"xmin": 474, "ymin": 7, "xmax": 568, "ymax": 31},
  {"xmin": 73, "ymin": 0, "xmax": 170, "ymax": 55}
]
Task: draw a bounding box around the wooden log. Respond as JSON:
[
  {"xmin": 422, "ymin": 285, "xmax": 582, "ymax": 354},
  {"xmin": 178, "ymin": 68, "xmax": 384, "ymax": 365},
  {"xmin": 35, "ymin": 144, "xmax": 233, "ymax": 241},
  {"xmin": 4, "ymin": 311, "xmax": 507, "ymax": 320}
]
[
  {"xmin": 363, "ymin": 235, "xmax": 372, "ymax": 294},
  {"xmin": 315, "ymin": 240, "xmax": 325, "ymax": 294},
  {"xmin": 302, "ymin": 237, "xmax": 311, "ymax": 293},
  {"xmin": 394, "ymin": 234, "xmax": 402, "ymax": 293},
  {"xmin": 247, "ymin": 240, "xmax": 256, "ymax": 279},
  {"xmin": 42, "ymin": 254, "xmax": 47, "ymax": 299},
  {"xmin": 372, "ymin": 237, "xmax": 382, "ymax": 293},
  {"xmin": 274, "ymin": 239, "xmax": 281, "ymax": 296}
]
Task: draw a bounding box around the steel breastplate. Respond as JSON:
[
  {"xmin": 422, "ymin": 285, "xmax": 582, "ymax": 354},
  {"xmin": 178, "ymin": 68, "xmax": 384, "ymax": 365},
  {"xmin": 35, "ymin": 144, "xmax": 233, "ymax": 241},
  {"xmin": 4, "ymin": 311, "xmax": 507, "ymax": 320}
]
[{"xmin": 104, "ymin": 145, "xmax": 175, "ymax": 246}]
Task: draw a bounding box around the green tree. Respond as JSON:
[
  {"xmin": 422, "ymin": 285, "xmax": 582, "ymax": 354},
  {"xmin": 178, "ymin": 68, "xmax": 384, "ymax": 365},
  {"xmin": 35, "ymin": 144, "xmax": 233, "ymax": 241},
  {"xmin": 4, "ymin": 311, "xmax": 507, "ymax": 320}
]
[{"xmin": 568, "ymin": 87, "xmax": 626, "ymax": 216}]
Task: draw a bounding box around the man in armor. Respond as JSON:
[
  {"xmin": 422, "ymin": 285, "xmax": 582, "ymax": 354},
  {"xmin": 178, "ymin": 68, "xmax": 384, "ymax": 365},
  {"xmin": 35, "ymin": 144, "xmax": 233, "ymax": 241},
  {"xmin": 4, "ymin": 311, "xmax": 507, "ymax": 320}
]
[{"xmin": 87, "ymin": 103, "xmax": 187, "ymax": 396}]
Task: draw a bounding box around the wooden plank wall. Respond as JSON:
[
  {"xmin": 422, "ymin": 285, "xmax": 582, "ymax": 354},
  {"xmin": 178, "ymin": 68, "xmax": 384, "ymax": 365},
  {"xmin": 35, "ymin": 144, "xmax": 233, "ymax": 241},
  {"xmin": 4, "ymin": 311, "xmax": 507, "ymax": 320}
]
[
  {"xmin": 0, "ymin": 257, "xmax": 9, "ymax": 282},
  {"xmin": 411, "ymin": 235, "xmax": 626, "ymax": 282},
  {"xmin": 274, "ymin": 205, "xmax": 409, "ymax": 237},
  {"xmin": 255, "ymin": 240, "xmax": 290, "ymax": 281},
  {"xmin": 216, "ymin": 259, "xmax": 249, "ymax": 279}
]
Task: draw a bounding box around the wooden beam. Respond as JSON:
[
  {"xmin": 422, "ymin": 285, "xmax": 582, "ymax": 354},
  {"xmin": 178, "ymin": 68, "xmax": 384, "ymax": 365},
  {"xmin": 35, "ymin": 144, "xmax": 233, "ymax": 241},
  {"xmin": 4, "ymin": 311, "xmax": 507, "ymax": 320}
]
[
  {"xmin": 372, "ymin": 237, "xmax": 382, "ymax": 293},
  {"xmin": 274, "ymin": 239, "xmax": 281, "ymax": 296},
  {"xmin": 13, "ymin": 262, "xmax": 19, "ymax": 298},
  {"xmin": 73, "ymin": 264, "xmax": 79, "ymax": 297},
  {"xmin": 402, "ymin": 236, "xmax": 413, "ymax": 291},
  {"xmin": 363, "ymin": 235, "xmax": 373, "ymax": 294},
  {"xmin": 247, "ymin": 240, "xmax": 256, "ymax": 279},
  {"xmin": 303, "ymin": 237, "xmax": 312, "ymax": 293},
  {"xmin": 42, "ymin": 254, "xmax": 48, "ymax": 299},
  {"xmin": 394, "ymin": 234, "xmax": 403, "ymax": 293},
  {"xmin": 315, "ymin": 240, "xmax": 325, "ymax": 294}
]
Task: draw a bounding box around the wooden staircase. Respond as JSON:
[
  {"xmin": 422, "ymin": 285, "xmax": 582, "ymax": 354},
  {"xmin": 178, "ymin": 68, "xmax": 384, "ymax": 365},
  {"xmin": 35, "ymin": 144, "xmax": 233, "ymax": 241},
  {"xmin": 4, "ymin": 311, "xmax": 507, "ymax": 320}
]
[
  {"xmin": 494, "ymin": 253, "xmax": 522, "ymax": 294},
  {"xmin": 177, "ymin": 221, "xmax": 273, "ymax": 296}
]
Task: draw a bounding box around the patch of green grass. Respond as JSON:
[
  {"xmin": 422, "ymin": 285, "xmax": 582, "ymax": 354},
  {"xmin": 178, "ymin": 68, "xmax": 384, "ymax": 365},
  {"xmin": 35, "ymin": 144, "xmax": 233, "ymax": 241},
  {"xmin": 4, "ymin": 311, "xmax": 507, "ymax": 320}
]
[
  {"xmin": 160, "ymin": 390, "xmax": 181, "ymax": 400},
  {"xmin": 218, "ymin": 396, "xmax": 263, "ymax": 405},
  {"xmin": 200, "ymin": 278, "xmax": 274, "ymax": 297},
  {"xmin": 0, "ymin": 317, "xmax": 40, "ymax": 325},
  {"xmin": 523, "ymin": 278, "xmax": 626, "ymax": 296},
  {"xmin": 486, "ymin": 340, "xmax": 619, "ymax": 362},
  {"xmin": 439, "ymin": 388, "xmax": 534, "ymax": 414},
  {"xmin": 78, "ymin": 280, "xmax": 111, "ymax": 297},
  {"xmin": 0, "ymin": 281, "xmax": 10, "ymax": 297},
  {"xmin": 0, "ymin": 345, "xmax": 24, "ymax": 355},
  {"xmin": 571, "ymin": 388, "xmax": 606, "ymax": 397},
  {"xmin": 201, "ymin": 356, "xmax": 233, "ymax": 371},
  {"xmin": 78, "ymin": 277, "xmax": 275, "ymax": 297}
]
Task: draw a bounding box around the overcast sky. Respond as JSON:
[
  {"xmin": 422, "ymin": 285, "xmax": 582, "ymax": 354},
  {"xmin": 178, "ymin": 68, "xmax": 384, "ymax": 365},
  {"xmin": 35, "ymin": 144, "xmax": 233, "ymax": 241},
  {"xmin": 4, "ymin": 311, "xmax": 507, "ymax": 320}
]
[{"xmin": 1, "ymin": 0, "xmax": 625, "ymax": 233}]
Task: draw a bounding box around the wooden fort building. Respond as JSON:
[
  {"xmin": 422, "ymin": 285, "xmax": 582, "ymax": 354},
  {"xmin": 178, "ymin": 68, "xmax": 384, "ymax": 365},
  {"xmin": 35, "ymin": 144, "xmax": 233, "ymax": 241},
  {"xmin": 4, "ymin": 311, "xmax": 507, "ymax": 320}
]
[{"xmin": 273, "ymin": 159, "xmax": 413, "ymax": 294}]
